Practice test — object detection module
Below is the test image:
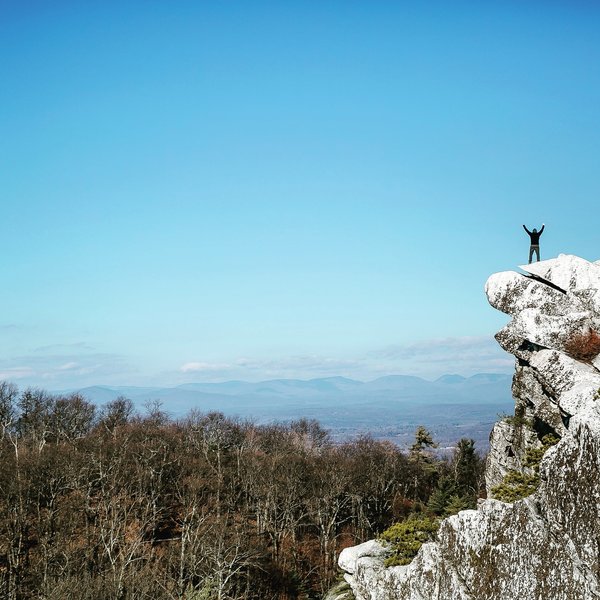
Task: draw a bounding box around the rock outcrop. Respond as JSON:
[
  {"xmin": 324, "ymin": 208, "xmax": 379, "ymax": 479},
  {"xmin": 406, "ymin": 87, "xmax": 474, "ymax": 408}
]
[{"xmin": 334, "ymin": 255, "xmax": 600, "ymax": 600}]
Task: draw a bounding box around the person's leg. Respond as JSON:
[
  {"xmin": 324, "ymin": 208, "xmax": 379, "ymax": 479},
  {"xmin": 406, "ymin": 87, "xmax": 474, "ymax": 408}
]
[
  {"xmin": 534, "ymin": 246, "xmax": 540, "ymax": 262},
  {"xmin": 529, "ymin": 246, "xmax": 534, "ymax": 264}
]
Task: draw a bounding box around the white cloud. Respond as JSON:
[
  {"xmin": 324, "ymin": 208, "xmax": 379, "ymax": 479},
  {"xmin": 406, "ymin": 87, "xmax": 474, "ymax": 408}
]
[
  {"xmin": 367, "ymin": 335, "xmax": 513, "ymax": 378},
  {"xmin": 176, "ymin": 354, "xmax": 363, "ymax": 381},
  {"xmin": 0, "ymin": 351, "xmax": 134, "ymax": 389},
  {"xmin": 0, "ymin": 367, "xmax": 35, "ymax": 380},
  {"xmin": 180, "ymin": 361, "xmax": 232, "ymax": 373},
  {"xmin": 32, "ymin": 342, "xmax": 95, "ymax": 353},
  {"xmin": 3, "ymin": 334, "xmax": 512, "ymax": 389},
  {"xmin": 58, "ymin": 362, "xmax": 79, "ymax": 371},
  {"xmin": 371, "ymin": 336, "xmax": 501, "ymax": 359}
]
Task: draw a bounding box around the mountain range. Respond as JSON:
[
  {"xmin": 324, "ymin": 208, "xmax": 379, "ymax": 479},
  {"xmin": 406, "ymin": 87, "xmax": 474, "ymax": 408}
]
[{"xmin": 69, "ymin": 373, "xmax": 513, "ymax": 450}]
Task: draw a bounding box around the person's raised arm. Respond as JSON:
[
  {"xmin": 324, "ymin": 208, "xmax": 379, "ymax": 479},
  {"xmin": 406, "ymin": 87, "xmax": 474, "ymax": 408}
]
[
  {"xmin": 523, "ymin": 224, "xmax": 531, "ymax": 234},
  {"xmin": 539, "ymin": 224, "xmax": 545, "ymax": 235}
]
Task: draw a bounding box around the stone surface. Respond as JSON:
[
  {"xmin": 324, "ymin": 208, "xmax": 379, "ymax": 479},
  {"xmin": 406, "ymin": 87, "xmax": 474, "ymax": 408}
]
[
  {"xmin": 323, "ymin": 580, "xmax": 357, "ymax": 600},
  {"xmin": 339, "ymin": 540, "xmax": 390, "ymax": 575},
  {"xmin": 520, "ymin": 254, "xmax": 600, "ymax": 294},
  {"xmin": 485, "ymin": 417, "xmax": 539, "ymax": 492},
  {"xmin": 334, "ymin": 254, "xmax": 600, "ymax": 600}
]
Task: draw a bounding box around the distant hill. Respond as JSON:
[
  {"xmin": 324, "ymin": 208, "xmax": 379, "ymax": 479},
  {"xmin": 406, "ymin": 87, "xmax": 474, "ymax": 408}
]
[{"xmin": 69, "ymin": 373, "xmax": 513, "ymax": 449}]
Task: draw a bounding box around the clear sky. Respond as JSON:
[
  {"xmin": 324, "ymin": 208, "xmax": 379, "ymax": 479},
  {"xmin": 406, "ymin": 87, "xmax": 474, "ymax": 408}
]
[{"xmin": 1, "ymin": 1, "xmax": 599, "ymax": 389}]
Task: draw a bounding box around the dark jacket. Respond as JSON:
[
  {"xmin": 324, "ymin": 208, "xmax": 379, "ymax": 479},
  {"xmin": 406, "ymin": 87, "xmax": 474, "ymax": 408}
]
[{"xmin": 523, "ymin": 224, "xmax": 544, "ymax": 245}]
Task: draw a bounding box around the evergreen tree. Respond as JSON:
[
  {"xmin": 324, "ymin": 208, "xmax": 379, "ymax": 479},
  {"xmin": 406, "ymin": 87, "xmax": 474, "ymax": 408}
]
[
  {"xmin": 444, "ymin": 494, "xmax": 474, "ymax": 516},
  {"xmin": 409, "ymin": 426, "xmax": 439, "ymax": 504},
  {"xmin": 427, "ymin": 476, "xmax": 454, "ymax": 515},
  {"xmin": 452, "ymin": 438, "xmax": 479, "ymax": 499},
  {"xmin": 410, "ymin": 426, "xmax": 438, "ymax": 454}
]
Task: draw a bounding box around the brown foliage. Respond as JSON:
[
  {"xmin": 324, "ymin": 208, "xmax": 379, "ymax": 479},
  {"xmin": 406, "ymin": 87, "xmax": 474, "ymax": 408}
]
[
  {"xmin": 564, "ymin": 328, "xmax": 600, "ymax": 362},
  {"xmin": 0, "ymin": 383, "xmax": 485, "ymax": 600}
]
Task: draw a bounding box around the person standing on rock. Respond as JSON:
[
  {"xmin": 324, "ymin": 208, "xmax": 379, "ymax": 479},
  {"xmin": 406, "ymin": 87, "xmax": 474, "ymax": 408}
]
[{"xmin": 523, "ymin": 223, "xmax": 545, "ymax": 263}]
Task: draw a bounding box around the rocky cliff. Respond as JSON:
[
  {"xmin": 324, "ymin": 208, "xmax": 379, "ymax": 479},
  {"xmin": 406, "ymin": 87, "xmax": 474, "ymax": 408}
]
[{"xmin": 334, "ymin": 254, "xmax": 600, "ymax": 600}]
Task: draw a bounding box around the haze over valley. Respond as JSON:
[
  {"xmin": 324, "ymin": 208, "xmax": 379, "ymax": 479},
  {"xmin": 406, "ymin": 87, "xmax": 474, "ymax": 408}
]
[{"xmin": 71, "ymin": 372, "xmax": 513, "ymax": 449}]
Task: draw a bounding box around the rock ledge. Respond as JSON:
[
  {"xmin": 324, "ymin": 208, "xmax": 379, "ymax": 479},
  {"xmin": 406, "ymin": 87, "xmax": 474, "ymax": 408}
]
[{"xmin": 335, "ymin": 255, "xmax": 600, "ymax": 600}]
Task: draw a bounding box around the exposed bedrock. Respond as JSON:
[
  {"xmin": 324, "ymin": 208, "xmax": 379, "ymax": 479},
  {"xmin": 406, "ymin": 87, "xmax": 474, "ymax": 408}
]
[{"xmin": 333, "ymin": 255, "xmax": 600, "ymax": 600}]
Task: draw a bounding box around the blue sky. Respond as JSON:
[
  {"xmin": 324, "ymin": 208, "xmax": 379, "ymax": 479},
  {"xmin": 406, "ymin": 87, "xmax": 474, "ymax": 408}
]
[{"xmin": 1, "ymin": 1, "xmax": 599, "ymax": 389}]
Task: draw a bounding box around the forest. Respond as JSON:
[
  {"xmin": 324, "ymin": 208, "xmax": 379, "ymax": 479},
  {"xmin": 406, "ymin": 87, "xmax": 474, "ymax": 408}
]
[{"xmin": 0, "ymin": 381, "xmax": 485, "ymax": 600}]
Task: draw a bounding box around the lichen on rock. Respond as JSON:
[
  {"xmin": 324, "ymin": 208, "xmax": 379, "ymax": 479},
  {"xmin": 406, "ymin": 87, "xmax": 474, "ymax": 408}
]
[{"xmin": 333, "ymin": 255, "xmax": 600, "ymax": 600}]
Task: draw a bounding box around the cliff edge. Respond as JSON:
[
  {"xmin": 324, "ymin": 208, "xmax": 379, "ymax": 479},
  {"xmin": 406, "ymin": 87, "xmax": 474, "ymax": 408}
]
[{"xmin": 334, "ymin": 254, "xmax": 600, "ymax": 600}]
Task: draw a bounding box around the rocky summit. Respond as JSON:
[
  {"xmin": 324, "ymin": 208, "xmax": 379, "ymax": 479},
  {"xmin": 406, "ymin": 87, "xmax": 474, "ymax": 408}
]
[{"xmin": 333, "ymin": 254, "xmax": 600, "ymax": 600}]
